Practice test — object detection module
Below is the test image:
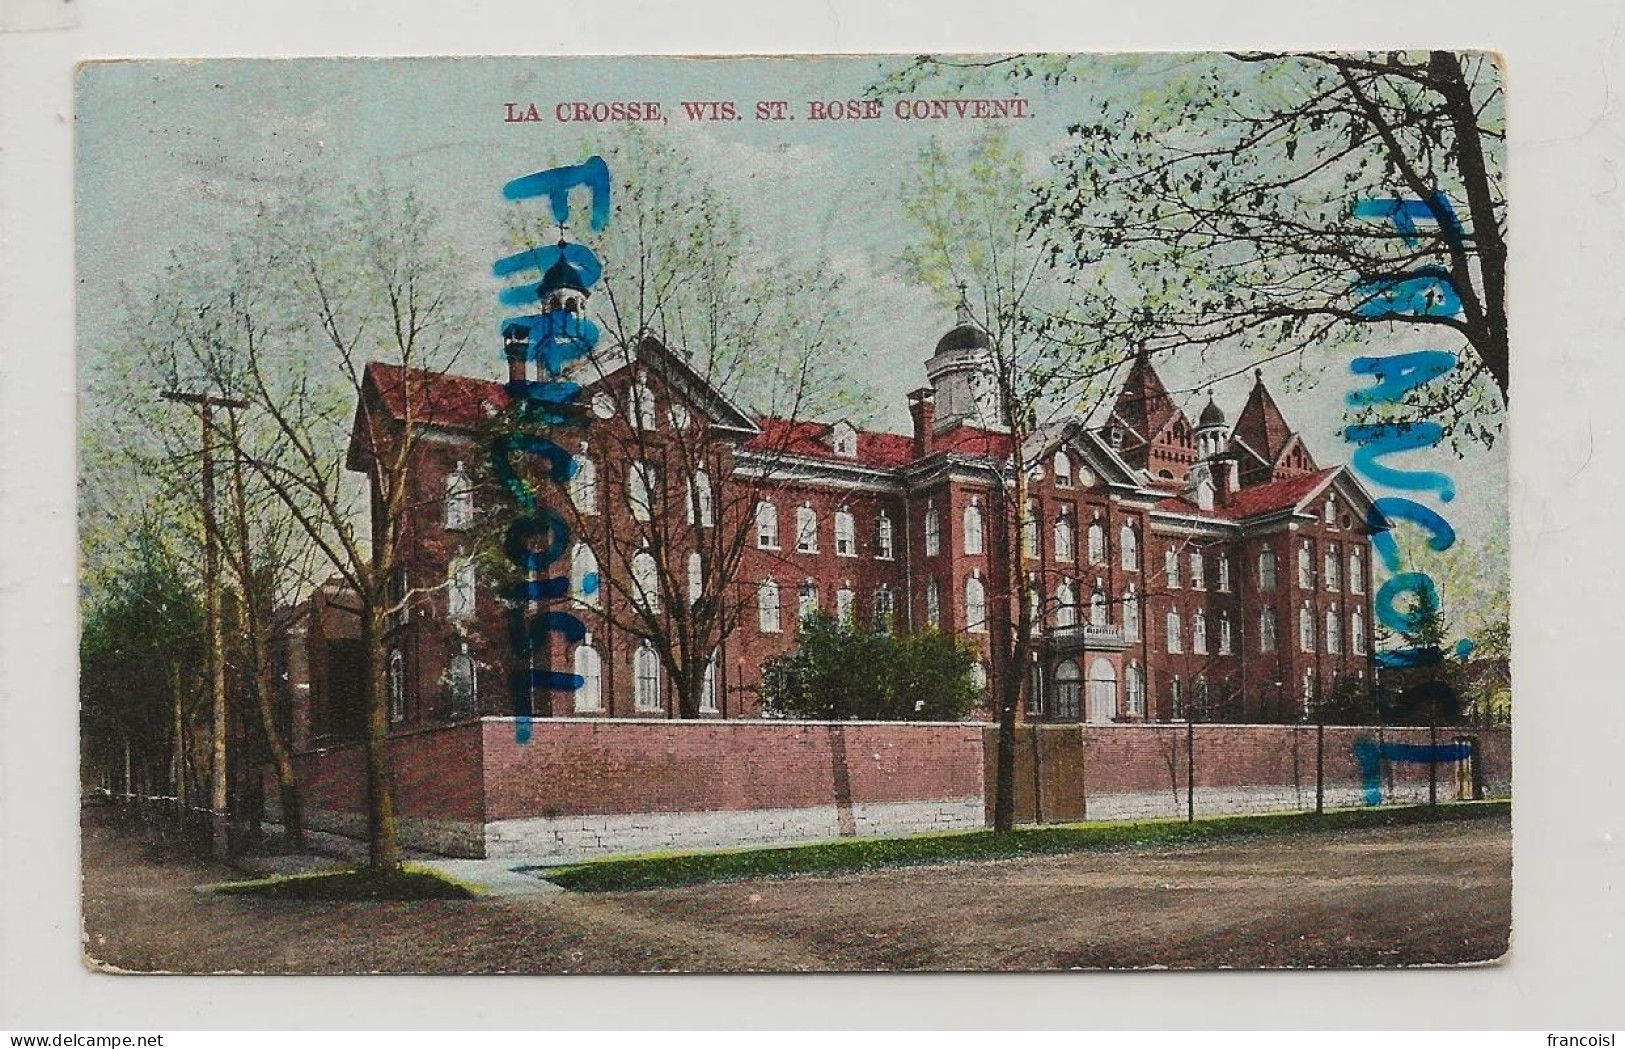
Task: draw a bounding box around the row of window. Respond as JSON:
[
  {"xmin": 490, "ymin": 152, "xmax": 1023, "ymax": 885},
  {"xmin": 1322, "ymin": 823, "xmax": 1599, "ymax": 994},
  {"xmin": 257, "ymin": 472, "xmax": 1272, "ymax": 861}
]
[
  {"xmin": 755, "ymin": 580, "xmax": 893, "ymax": 634},
  {"xmin": 1030, "ymin": 658, "xmax": 1145, "ymax": 722},
  {"xmin": 1257, "ymin": 545, "xmax": 1366, "ymax": 594},
  {"xmin": 386, "ymin": 644, "xmax": 476, "ymax": 724},
  {"xmin": 755, "ymin": 501, "xmax": 895, "ymax": 559},
  {"xmin": 573, "ymin": 643, "xmax": 718, "ymax": 714},
  {"xmin": 1255, "ymin": 606, "xmax": 1367, "ymax": 656}
]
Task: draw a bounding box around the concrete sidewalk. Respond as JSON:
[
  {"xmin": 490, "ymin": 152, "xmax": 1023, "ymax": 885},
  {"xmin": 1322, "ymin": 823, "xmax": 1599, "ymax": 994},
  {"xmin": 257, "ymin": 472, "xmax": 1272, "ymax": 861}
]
[{"xmin": 231, "ymin": 826, "xmax": 562, "ymax": 897}]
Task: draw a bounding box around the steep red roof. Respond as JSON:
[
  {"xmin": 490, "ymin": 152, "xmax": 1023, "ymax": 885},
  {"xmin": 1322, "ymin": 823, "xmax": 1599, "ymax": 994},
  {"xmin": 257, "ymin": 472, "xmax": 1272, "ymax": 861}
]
[
  {"xmin": 743, "ymin": 418, "xmax": 1012, "ymax": 469},
  {"xmin": 1231, "ymin": 371, "xmax": 1296, "ymax": 464},
  {"xmin": 364, "ymin": 362, "xmax": 507, "ymax": 430},
  {"xmin": 1110, "ymin": 351, "xmax": 1182, "ymax": 444},
  {"xmin": 1155, "ymin": 467, "xmax": 1338, "ymax": 521},
  {"xmin": 745, "ymin": 418, "xmax": 915, "ymax": 468}
]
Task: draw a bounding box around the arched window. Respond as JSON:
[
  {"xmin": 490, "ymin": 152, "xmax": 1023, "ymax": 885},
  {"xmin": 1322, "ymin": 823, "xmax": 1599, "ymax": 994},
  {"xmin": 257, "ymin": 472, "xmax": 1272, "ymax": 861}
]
[
  {"xmin": 632, "ymin": 550, "xmax": 660, "ymax": 613},
  {"xmin": 1217, "ymin": 554, "xmax": 1231, "ymax": 592},
  {"xmin": 1087, "ymin": 519, "xmax": 1106, "ymax": 564},
  {"xmin": 873, "ymin": 587, "xmax": 894, "ymax": 633},
  {"xmin": 687, "ymin": 551, "xmax": 703, "ymax": 606},
  {"xmin": 1090, "ymin": 584, "xmax": 1109, "ymax": 627},
  {"xmin": 836, "ymin": 585, "xmax": 855, "ymax": 624},
  {"xmin": 1027, "ymin": 582, "xmax": 1042, "ymax": 634},
  {"xmin": 1219, "ymin": 612, "xmax": 1233, "ymax": 655},
  {"xmin": 796, "ymin": 504, "xmax": 819, "ymax": 553},
  {"xmin": 1022, "ymin": 498, "xmax": 1040, "ymax": 560},
  {"xmin": 628, "ymin": 462, "xmax": 656, "ymax": 522},
  {"xmin": 876, "ymin": 513, "xmax": 895, "ymax": 560},
  {"xmin": 1120, "ymin": 522, "xmax": 1139, "ymax": 570},
  {"xmin": 1165, "ymin": 547, "xmax": 1180, "ymax": 588},
  {"xmin": 834, "ymin": 508, "xmax": 856, "ymax": 557},
  {"xmin": 633, "ymin": 644, "xmax": 661, "ymax": 711},
  {"xmin": 756, "ymin": 500, "xmax": 779, "ymax": 549},
  {"xmin": 1195, "ymin": 675, "xmax": 1211, "ymax": 719},
  {"xmin": 574, "ymin": 643, "xmax": 602, "ymax": 712},
  {"xmin": 1259, "ymin": 548, "xmax": 1278, "ymax": 591},
  {"xmin": 388, "ymin": 649, "xmax": 405, "ymax": 723},
  {"xmin": 688, "ymin": 469, "xmax": 714, "ymax": 528},
  {"xmin": 571, "ymin": 543, "xmax": 600, "ymax": 609},
  {"xmin": 1166, "ymin": 608, "xmax": 1183, "ymax": 653},
  {"xmin": 924, "ymin": 578, "xmax": 941, "ymax": 628},
  {"xmin": 1053, "ymin": 510, "xmax": 1075, "ymax": 562},
  {"xmin": 1169, "ymin": 676, "xmax": 1184, "ymax": 720},
  {"xmin": 447, "ymin": 557, "xmax": 476, "ymax": 623},
  {"xmin": 965, "ymin": 574, "xmax": 988, "ymax": 633},
  {"xmin": 798, "ymin": 580, "xmax": 819, "ymax": 622},
  {"xmin": 668, "ymin": 401, "xmax": 692, "ymax": 431},
  {"xmin": 963, "ymin": 502, "xmax": 985, "ymax": 556},
  {"xmin": 444, "ymin": 461, "xmax": 473, "ymax": 531},
  {"xmin": 568, "ymin": 453, "xmax": 598, "ymax": 514},
  {"xmin": 1260, "ymin": 609, "xmax": 1278, "ymax": 652},
  {"xmin": 1352, "ymin": 609, "xmax": 1366, "ymax": 654},
  {"xmin": 1055, "ymin": 579, "xmax": 1078, "ymax": 629},
  {"xmin": 1299, "ymin": 603, "xmax": 1315, "ymax": 652},
  {"xmin": 923, "ymin": 503, "xmax": 941, "ymax": 556},
  {"xmin": 1326, "ymin": 609, "xmax": 1341, "ymax": 653},
  {"xmin": 1298, "ymin": 542, "xmax": 1314, "ymax": 589},
  {"xmin": 758, "ymin": 580, "xmax": 782, "ymax": 633},
  {"xmin": 1350, "ymin": 548, "xmax": 1364, "ymax": 594},
  {"xmin": 1123, "ymin": 585, "xmax": 1141, "ymax": 642},
  {"xmin": 1053, "ymin": 450, "xmax": 1073, "ymax": 487},
  {"xmin": 1088, "ymin": 658, "xmax": 1118, "ymax": 723},
  {"xmin": 1125, "ymin": 663, "xmax": 1145, "ymax": 717},
  {"xmin": 699, "ymin": 655, "xmax": 718, "ymax": 713},
  {"xmin": 1302, "ymin": 666, "xmax": 1317, "ymax": 706},
  {"xmin": 628, "ymin": 376, "xmax": 657, "ymax": 431},
  {"xmin": 1325, "ymin": 498, "xmax": 1337, "ymax": 527},
  {"xmin": 1193, "ymin": 608, "xmax": 1208, "ymax": 654},
  {"xmin": 1189, "ymin": 552, "xmax": 1206, "ymax": 591},
  {"xmin": 1054, "ymin": 660, "xmax": 1082, "ymax": 721},
  {"xmin": 447, "ymin": 645, "xmax": 477, "ymax": 717},
  {"xmin": 1324, "ymin": 548, "xmax": 1340, "ymax": 591}
]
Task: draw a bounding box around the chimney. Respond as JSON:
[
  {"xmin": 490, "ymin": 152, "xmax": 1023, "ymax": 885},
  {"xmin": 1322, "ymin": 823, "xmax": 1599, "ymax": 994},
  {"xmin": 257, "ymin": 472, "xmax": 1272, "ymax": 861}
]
[
  {"xmin": 1213, "ymin": 456, "xmax": 1240, "ymax": 506},
  {"xmin": 908, "ymin": 388, "xmax": 936, "ymax": 459},
  {"xmin": 503, "ymin": 322, "xmax": 530, "ymax": 385}
]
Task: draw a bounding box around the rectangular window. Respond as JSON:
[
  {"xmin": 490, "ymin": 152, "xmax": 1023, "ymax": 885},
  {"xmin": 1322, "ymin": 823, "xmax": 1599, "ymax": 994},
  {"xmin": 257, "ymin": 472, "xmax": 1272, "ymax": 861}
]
[
  {"xmin": 448, "ymin": 558, "xmax": 476, "ymax": 622},
  {"xmin": 1189, "ymin": 552, "xmax": 1205, "ymax": 590},
  {"xmin": 1165, "ymin": 547, "xmax": 1180, "ymax": 588},
  {"xmin": 755, "ymin": 502, "xmax": 779, "ymax": 549}
]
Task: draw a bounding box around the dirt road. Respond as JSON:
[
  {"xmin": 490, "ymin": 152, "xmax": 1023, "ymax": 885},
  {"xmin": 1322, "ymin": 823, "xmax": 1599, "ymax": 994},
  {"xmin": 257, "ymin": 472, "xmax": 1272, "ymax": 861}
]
[{"xmin": 82, "ymin": 809, "xmax": 1510, "ymax": 973}]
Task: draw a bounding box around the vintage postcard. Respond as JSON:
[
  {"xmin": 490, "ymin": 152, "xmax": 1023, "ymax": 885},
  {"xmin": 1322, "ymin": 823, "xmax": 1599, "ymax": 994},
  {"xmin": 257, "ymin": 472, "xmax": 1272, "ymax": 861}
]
[{"xmin": 76, "ymin": 51, "xmax": 1509, "ymax": 973}]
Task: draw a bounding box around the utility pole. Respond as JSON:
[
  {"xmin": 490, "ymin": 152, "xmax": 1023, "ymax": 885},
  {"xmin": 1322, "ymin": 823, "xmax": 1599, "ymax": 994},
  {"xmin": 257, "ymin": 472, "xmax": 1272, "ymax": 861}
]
[{"xmin": 162, "ymin": 389, "xmax": 247, "ymax": 861}]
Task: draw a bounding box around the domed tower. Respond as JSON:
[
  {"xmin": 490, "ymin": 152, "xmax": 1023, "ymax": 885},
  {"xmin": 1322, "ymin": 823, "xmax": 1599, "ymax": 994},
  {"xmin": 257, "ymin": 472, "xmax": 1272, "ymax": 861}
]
[
  {"xmin": 538, "ymin": 251, "xmax": 589, "ymax": 316},
  {"xmin": 925, "ymin": 291, "xmax": 1000, "ymax": 431},
  {"xmin": 1195, "ymin": 389, "xmax": 1228, "ymax": 460}
]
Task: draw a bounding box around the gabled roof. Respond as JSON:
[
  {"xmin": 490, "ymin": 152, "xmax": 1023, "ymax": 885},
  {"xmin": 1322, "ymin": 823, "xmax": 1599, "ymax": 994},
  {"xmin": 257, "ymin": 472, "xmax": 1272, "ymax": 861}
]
[
  {"xmin": 565, "ymin": 333, "xmax": 759, "ymax": 436},
  {"xmin": 1231, "ymin": 370, "xmax": 1297, "ymax": 464},
  {"xmin": 360, "ymin": 362, "xmax": 508, "ymax": 431},
  {"xmin": 1109, "ymin": 351, "xmax": 1183, "ymax": 445},
  {"xmin": 1154, "ymin": 466, "xmax": 1343, "ymax": 522}
]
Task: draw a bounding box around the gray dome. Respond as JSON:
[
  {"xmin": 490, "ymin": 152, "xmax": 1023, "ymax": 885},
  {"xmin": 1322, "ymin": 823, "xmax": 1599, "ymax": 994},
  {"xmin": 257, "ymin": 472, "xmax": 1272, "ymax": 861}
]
[
  {"xmin": 1198, "ymin": 395, "xmax": 1226, "ymax": 429},
  {"xmin": 934, "ymin": 322, "xmax": 990, "ymax": 355}
]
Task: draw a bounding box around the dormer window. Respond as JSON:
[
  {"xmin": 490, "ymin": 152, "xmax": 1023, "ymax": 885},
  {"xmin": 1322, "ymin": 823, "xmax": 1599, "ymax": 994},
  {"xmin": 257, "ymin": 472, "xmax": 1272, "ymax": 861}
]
[{"xmin": 831, "ymin": 421, "xmax": 858, "ymax": 458}]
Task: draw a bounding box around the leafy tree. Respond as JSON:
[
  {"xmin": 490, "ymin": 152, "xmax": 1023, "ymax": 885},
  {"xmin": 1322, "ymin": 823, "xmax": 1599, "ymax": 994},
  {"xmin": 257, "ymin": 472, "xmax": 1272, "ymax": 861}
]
[
  {"xmin": 878, "ymin": 51, "xmax": 1506, "ymax": 450},
  {"xmin": 762, "ymin": 613, "xmax": 978, "ymax": 721},
  {"xmin": 80, "ymin": 527, "xmax": 206, "ymax": 800}
]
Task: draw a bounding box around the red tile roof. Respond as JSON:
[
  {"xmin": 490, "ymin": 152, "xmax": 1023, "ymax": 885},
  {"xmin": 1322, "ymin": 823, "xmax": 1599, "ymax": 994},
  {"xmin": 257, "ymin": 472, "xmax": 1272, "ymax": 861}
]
[
  {"xmin": 364, "ymin": 362, "xmax": 507, "ymax": 430},
  {"xmin": 744, "ymin": 418, "xmax": 1013, "ymax": 469},
  {"xmin": 1155, "ymin": 467, "xmax": 1338, "ymax": 521}
]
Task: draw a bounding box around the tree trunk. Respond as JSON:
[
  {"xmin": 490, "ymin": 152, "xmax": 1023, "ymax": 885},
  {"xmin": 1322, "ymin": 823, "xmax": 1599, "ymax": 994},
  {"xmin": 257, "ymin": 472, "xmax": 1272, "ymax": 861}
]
[{"xmin": 360, "ymin": 607, "xmax": 400, "ymax": 873}]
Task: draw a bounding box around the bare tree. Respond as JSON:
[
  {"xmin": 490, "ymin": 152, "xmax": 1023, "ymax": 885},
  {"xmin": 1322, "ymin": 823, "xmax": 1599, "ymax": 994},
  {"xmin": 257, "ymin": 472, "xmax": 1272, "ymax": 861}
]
[
  {"xmin": 108, "ymin": 183, "xmax": 478, "ymax": 873},
  {"xmin": 899, "ymin": 129, "xmax": 1117, "ymax": 832},
  {"xmin": 496, "ymin": 130, "xmax": 860, "ymax": 719}
]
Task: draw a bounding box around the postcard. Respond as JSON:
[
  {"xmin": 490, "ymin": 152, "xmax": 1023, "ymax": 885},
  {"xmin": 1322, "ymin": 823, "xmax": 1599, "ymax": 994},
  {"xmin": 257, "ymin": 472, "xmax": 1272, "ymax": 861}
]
[{"xmin": 76, "ymin": 51, "xmax": 1509, "ymax": 973}]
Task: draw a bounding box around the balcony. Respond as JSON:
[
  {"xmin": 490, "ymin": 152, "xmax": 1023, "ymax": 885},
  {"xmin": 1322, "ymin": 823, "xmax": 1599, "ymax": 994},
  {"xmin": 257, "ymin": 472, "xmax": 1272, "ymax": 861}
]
[{"xmin": 1047, "ymin": 622, "xmax": 1130, "ymax": 652}]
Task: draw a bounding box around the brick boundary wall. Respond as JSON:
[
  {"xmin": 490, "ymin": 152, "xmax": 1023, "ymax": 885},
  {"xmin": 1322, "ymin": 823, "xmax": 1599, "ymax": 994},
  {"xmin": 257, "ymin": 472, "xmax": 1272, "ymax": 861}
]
[
  {"xmin": 479, "ymin": 718, "xmax": 985, "ymax": 861},
  {"xmin": 986, "ymin": 723, "xmax": 1511, "ymax": 825},
  {"xmin": 273, "ymin": 719, "xmax": 1507, "ymax": 860}
]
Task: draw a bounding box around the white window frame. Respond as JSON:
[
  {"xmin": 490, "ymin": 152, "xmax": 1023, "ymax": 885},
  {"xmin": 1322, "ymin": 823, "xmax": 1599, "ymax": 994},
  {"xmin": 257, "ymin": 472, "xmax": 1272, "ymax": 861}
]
[
  {"xmin": 388, "ymin": 649, "xmax": 406, "ymax": 723},
  {"xmin": 834, "ymin": 508, "xmax": 856, "ymax": 557},
  {"xmin": 876, "ymin": 513, "xmax": 894, "ymax": 560},
  {"xmin": 796, "ymin": 504, "xmax": 819, "ymax": 554},
  {"xmin": 923, "ymin": 504, "xmax": 941, "ymax": 557},
  {"xmin": 569, "ymin": 453, "xmax": 598, "ymax": 515},
  {"xmin": 633, "ymin": 644, "xmax": 661, "ymax": 711},
  {"xmin": 1165, "ymin": 547, "xmax": 1180, "ymax": 588},
  {"xmin": 1166, "ymin": 608, "xmax": 1183, "ymax": 653},
  {"xmin": 1053, "ymin": 451, "xmax": 1073, "ymax": 487},
  {"xmin": 448, "ymin": 557, "xmax": 477, "ymax": 623},
  {"xmin": 965, "ymin": 575, "xmax": 988, "ymax": 633},
  {"xmin": 1260, "ymin": 610, "xmax": 1277, "ymax": 652},
  {"xmin": 1193, "ymin": 608, "xmax": 1208, "ymax": 654},
  {"xmin": 1120, "ymin": 523, "xmax": 1139, "ymax": 570},
  {"xmin": 925, "ymin": 579, "xmax": 941, "ymax": 628},
  {"xmin": 1189, "ymin": 552, "xmax": 1205, "ymax": 591},
  {"xmin": 444, "ymin": 461, "xmax": 473, "ymax": 531},
  {"xmin": 1053, "ymin": 511, "xmax": 1075, "ymax": 563},
  {"xmin": 963, "ymin": 502, "xmax": 985, "ymax": 556},
  {"xmin": 574, "ymin": 644, "xmax": 603, "ymax": 712},
  {"xmin": 756, "ymin": 500, "xmax": 779, "ymax": 549},
  {"xmin": 758, "ymin": 580, "xmax": 782, "ymax": 633}
]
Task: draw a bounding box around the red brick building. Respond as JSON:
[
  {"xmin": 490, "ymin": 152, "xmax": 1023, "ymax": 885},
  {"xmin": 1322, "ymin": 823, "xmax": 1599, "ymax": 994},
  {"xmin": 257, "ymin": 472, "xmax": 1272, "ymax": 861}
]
[{"xmin": 289, "ymin": 270, "xmax": 1382, "ymax": 748}]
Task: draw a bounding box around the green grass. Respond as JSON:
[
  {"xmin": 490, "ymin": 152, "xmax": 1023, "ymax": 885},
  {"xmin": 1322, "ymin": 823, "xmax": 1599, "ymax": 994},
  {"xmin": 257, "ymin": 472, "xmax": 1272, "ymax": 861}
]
[
  {"xmin": 211, "ymin": 863, "xmax": 479, "ymax": 900},
  {"xmin": 539, "ymin": 800, "xmax": 1510, "ymax": 893}
]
